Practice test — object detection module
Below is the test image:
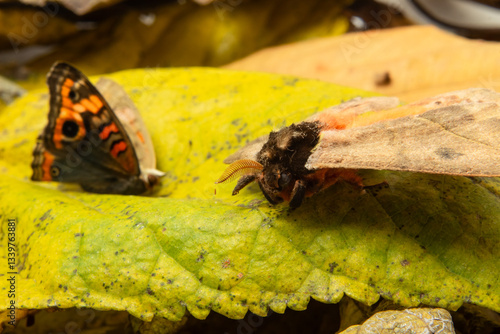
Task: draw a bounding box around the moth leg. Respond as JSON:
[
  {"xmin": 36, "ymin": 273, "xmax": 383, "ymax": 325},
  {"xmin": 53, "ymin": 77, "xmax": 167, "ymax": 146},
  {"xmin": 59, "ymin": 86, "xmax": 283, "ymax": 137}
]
[
  {"xmin": 289, "ymin": 179, "xmax": 307, "ymax": 209},
  {"xmin": 232, "ymin": 174, "xmax": 257, "ymax": 195},
  {"xmin": 338, "ymin": 169, "xmax": 364, "ymax": 188},
  {"xmin": 258, "ymin": 181, "xmax": 284, "ymax": 205}
]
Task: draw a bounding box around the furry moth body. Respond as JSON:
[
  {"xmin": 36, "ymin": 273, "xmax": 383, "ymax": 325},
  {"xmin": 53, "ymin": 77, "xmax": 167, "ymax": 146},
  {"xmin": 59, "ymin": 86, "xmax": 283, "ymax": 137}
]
[{"xmin": 217, "ymin": 88, "xmax": 500, "ymax": 208}]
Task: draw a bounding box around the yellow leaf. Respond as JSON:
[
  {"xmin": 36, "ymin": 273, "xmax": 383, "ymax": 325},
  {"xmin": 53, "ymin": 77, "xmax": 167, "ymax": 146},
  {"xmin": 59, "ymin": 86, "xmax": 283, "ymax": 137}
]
[{"xmin": 0, "ymin": 68, "xmax": 499, "ymax": 323}]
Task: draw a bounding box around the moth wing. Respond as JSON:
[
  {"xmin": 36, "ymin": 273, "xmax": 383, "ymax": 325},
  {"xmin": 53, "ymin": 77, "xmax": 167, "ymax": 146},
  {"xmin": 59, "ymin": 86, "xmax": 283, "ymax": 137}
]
[
  {"xmin": 306, "ymin": 88, "xmax": 500, "ymax": 176},
  {"xmin": 223, "ymin": 134, "xmax": 269, "ymax": 164},
  {"xmin": 95, "ymin": 78, "xmax": 164, "ymax": 179},
  {"xmin": 224, "ymin": 97, "xmax": 401, "ymax": 164},
  {"xmin": 304, "ymin": 96, "xmax": 400, "ymax": 129}
]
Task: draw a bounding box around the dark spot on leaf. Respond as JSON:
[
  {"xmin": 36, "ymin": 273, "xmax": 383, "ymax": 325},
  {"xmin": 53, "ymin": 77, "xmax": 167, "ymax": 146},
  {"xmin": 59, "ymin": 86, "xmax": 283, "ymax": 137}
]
[
  {"xmin": 197, "ymin": 250, "xmax": 207, "ymax": 262},
  {"xmin": 374, "ymin": 71, "xmax": 391, "ymax": 86},
  {"xmin": 401, "ymin": 259, "xmax": 410, "ymax": 266},
  {"xmin": 283, "ymin": 78, "xmax": 298, "ymax": 86},
  {"xmin": 328, "ymin": 262, "xmax": 338, "ymax": 273},
  {"xmin": 40, "ymin": 209, "xmax": 52, "ymax": 221},
  {"xmin": 435, "ymin": 147, "xmax": 464, "ymax": 160}
]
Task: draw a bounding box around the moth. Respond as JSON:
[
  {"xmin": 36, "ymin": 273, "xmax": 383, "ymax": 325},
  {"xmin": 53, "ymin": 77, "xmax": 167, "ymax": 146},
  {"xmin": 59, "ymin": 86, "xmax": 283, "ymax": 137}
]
[
  {"xmin": 31, "ymin": 61, "xmax": 164, "ymax": 195},
  {"xmin": 217, "ymin": 88, "xmax": 500, "ymax": 208}
]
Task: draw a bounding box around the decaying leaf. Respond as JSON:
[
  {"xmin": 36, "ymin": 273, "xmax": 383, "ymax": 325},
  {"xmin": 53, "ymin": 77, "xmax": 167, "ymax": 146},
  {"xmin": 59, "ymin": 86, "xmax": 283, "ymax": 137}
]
[{"xmin": 339, "ymin": 308, "xmax": 455, "ymax": 334}]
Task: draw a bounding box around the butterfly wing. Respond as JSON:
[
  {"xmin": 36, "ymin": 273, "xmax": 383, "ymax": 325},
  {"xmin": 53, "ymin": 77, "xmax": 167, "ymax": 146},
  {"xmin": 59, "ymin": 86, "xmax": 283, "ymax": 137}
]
[
  {"xmin": 306, "ymin": 88, "xmax": 500, "ymax": 176},
  {"xmin": 31, "ymin": 61, "xmax": 146, "ymax": 193},
  {"xmin": 94, "ymin": 78, "xmax": 164, "ymax": 180}
]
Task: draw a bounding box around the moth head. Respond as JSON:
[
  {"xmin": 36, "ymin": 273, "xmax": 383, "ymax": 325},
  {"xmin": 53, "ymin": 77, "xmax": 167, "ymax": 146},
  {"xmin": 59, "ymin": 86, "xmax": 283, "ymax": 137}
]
[
  {"xmin": 256, "ymin": 129, "xmax": 300, "ymax": 194},
  {"xmin": 254, "ymin": 164, "xmax": 295, "ymax": 205},
  {"xmin": 218, "ymin": 122, "xmax": 322, "ymax": 205},
  {"xmin": 261, "ymin": 164, "xmax": 293, "ymax": 191},
  {"xmin": 216, "ymin": 158, "xmax": 292, "ymax": 204}
]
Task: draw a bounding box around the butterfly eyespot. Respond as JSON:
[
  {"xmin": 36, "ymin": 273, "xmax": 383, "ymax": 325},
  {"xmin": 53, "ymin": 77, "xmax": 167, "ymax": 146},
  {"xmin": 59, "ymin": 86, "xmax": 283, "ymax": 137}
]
[
  {"xmin": 68, "ymin": 89, "xmax": 79, "ymax": 102},
  {"xmin": 50, "ymin": 166, "xmax": 60, "ymax": 177},
  {"xmin": 62, "ymin": 120, "xmax": 79, "ymax": 138}
]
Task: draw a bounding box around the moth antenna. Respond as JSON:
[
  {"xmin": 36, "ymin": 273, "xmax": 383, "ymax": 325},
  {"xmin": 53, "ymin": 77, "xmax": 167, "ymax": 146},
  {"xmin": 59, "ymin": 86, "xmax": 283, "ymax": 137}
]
[{"xmin": 216, "ymin": 159, "xmax": 263, "ymax": 184}]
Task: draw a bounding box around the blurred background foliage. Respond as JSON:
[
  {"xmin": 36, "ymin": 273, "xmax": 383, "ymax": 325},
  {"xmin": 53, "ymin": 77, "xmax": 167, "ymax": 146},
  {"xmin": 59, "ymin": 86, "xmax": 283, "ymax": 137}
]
[
  {"xmin": 0, "ymin": 0, "xmax": 408, "ymax": 86},
  {"xmin": 1, "ymin": 0, "xmax": 500, "ymax": 103},
  {"xmin": 0, "ymin": 0, "xmax": 357, "ymax": 75}
]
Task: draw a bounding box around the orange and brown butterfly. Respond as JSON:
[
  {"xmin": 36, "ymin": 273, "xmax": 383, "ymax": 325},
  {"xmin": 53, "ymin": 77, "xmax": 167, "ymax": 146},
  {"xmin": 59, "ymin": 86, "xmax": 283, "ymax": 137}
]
[
  {"xmin": 217, "ymin": 88, "xmax": 500, "ymax": 208},
  {"xmin": 31, "ymin": 61, "xmax": 164, "ymax": 194}
]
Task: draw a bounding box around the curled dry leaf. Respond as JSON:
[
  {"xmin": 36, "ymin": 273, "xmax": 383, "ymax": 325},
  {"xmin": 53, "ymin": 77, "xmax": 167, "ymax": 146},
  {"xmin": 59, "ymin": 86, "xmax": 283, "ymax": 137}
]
[{"xmin": 339, "ymin": 308, "xmax": 455, "ymax": 334}]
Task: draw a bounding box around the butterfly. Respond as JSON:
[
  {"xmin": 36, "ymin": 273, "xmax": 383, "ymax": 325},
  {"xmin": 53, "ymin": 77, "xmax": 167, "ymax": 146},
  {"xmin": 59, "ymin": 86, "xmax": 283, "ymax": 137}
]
[
  {"xmin": 217, "ymin": 89, "xmax": 500, "ymax": 208},
  {"xmin": 31, "ymin": 61, "xmax": 164, "ymax": 195}
]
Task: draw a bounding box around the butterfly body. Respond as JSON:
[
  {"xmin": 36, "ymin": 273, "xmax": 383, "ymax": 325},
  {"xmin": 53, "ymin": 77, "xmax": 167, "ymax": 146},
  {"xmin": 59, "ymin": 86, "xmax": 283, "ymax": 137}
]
[{"xmin": 31, "ymin": 62, "xmax": 164, "ymax": 195}]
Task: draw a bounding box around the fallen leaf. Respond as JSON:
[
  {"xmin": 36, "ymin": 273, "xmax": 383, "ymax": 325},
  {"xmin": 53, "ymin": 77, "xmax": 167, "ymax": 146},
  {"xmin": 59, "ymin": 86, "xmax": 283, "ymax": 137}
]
[
  {"xmin": 224, "ymin": 25, "xmax": 500, "ymax": 102},
  {"xmin": 0, "ymin": 68, "xmax": 499, "ymax": 323},
  {"xmin": 339, "ymin": 308, "xmax": 455, "ymax": 334}
]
